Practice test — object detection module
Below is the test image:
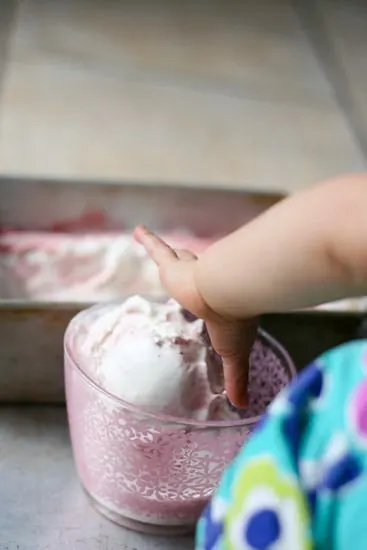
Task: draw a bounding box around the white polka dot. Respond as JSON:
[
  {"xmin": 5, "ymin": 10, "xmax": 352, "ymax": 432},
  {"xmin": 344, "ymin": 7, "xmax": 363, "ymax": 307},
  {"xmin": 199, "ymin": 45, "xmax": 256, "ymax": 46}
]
[
  {"xmin": 269, "ymin": 393, "xmax": 292, "ymax": 416},
  {"xmin": 211, "ymin": 497, "xmax": 228, "ymax": 522}
]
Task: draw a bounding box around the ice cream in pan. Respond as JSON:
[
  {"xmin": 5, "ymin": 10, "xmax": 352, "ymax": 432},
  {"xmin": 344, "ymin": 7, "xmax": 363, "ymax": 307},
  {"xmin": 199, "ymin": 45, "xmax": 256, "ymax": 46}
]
[
  {"xmin": 0, "ymin": 231, "xmax": 211, "ymax": 301},
  {"xmin": 1, "ymin": 229, "xmax": 363, "ymax": 310}
]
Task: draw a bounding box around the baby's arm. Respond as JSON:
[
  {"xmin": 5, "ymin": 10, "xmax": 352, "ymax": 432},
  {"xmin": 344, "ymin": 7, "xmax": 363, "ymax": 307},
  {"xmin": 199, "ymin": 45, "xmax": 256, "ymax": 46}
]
[
  {"xmin": 195, "ymin": 173, "xmax": 367, "ymax": 318},
  {"xmin": 135, "ymin": 173, "xmax": 367, "ymax": 407}
]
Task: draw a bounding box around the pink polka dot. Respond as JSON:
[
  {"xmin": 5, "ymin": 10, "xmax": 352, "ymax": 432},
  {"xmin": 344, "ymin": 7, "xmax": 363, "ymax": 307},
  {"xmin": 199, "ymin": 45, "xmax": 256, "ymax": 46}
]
[{"xmin": 351, "ymin": 380, "xmax": 367, "ymax": 440}]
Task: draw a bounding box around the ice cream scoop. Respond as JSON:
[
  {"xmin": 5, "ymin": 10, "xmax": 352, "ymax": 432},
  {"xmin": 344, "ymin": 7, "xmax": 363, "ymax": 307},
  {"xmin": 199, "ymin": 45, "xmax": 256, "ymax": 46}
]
[{"xmin": 70, "ymin": 295, "xmax": 238, "ymax": 421}]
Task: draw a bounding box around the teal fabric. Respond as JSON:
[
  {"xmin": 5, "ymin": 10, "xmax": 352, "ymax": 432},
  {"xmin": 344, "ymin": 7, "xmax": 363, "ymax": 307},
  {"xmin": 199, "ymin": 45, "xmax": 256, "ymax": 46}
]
[{"xmin": 196, "ymin": 340, "xmax": 367, "ymax": 550}]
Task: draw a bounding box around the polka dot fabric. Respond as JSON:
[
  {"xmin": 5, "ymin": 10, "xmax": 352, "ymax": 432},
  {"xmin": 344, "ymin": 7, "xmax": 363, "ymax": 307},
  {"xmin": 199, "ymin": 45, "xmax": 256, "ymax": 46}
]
[{"xmin": 196, "ymin": 340, "xmax": 367, "ymax": 550}]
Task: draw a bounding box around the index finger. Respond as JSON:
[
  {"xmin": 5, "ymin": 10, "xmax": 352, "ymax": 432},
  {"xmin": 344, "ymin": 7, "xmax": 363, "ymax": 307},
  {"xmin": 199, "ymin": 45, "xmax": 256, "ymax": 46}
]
[
  {"xmin": 134, "ymin": 225, "xmax": 178, "ymax": 266},
  {"xmin": 222, "ymin": 356, "xmax": 249, "ymax": 409}
]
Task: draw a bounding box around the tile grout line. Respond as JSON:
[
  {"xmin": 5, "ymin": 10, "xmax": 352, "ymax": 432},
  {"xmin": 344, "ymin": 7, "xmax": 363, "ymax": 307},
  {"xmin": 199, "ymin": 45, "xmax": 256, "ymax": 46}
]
[{"xmin": 293, "ymin": 0, "xmax": 367, "ymax": 165}]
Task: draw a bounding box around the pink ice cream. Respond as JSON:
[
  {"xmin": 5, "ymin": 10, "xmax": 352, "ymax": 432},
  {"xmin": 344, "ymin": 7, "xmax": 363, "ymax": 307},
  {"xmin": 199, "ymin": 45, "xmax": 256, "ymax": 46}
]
[
  {"xmin": 69, "ymin": 295, "xmax": 237, "ymax": 421},
  {"xmin": 0, "ymin": 231, "xmax": 211, "ymax": 302}
]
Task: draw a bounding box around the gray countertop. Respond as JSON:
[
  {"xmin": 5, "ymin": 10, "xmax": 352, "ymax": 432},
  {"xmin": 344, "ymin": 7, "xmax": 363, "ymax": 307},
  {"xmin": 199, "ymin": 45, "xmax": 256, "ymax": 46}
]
[{"xmin": 0, "ymin": 407, "xmax": 194, "ymax": 550}]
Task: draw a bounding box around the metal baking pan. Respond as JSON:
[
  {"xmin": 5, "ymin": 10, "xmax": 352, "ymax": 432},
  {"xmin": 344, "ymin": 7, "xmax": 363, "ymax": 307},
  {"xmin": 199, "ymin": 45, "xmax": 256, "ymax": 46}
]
[
  {"xmin": 1, "ymin": 178, "xmax": 364, "ymax": 403},
  {"xmin": 0, "ymin": 176, "xmax": 285, "ymax": 403},
  {"xmin": 0, "ymin": 177, "xmax": 284, "ymax": 233}
]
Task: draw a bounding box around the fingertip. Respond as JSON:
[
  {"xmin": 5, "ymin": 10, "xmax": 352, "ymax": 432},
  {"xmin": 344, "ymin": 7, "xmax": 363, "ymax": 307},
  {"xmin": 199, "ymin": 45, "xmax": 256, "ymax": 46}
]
[
  {"xmin": 227, "ymin": 389, "xmax": 248, "ymax": 410},
  {"xmin": 134, "ymin": 225, "xmax": 157, "ymax": 250},
  {"xmin": 133, "ymin": 225, "xmax": 148, "ymax": 244},
  {"xmin": 133, "ymin": 225, "xmax": 178, "ymax": 265},
  {"xmin": 223, "ymin": 358, "xmax": 249, "ymax": 410}
]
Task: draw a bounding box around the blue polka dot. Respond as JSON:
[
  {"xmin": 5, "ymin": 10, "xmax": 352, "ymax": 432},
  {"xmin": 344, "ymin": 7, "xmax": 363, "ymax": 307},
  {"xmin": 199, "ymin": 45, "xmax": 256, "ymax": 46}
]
[
  {"xmin": 307, "ymin": 489, "xmax": 317, "ymax": 515},
  {"xmin": 245, "ymin": 509, "xmax": 281, "ymax": 549},
  {"xmin": 283, "ymin": 411, "xmax": 301, "ymax": 459},
  {"xmin": 287, "ymin": 362, "xmax": 323, "ymax": 407},
  {"xmin": 321, "ymin": 453, "xmax": 362, "ymax": 491}
]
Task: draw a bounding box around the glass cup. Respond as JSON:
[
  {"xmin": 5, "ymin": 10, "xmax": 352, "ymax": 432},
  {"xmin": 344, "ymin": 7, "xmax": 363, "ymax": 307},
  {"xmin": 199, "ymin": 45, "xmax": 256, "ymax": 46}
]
[{"xmin": 64, "ymin": 304, "xmax": 296, "ymax": 535}]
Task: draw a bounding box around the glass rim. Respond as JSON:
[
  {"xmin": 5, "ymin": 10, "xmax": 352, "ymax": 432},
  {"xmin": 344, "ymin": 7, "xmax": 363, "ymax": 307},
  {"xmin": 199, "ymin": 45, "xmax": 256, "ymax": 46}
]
[{"xmin": 64, "ymin": 305, "xmax": 296, "ymax": 430}]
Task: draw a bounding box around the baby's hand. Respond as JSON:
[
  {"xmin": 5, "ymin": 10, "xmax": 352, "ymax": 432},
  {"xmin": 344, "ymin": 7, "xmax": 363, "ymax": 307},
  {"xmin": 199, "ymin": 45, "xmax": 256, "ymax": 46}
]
[{"xmin": 134, "ymin": 225, "xmax": 257, "ymax": 408}]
